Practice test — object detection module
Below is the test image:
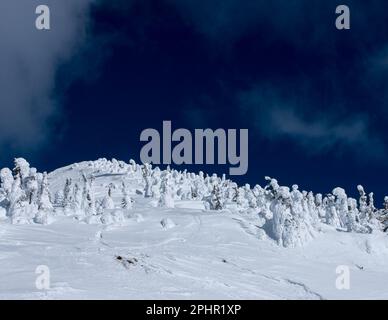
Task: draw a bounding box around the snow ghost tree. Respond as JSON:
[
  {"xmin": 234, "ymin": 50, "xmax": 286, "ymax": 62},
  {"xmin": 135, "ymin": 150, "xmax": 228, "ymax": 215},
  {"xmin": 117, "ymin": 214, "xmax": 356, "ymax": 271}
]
[
  {"xmin": 306, "ymin": 191, "xmax": 319, "ymax": 226},
  {"xmin": 290, "ymin": 185, "xmax": 317, "ymax": 236},
  {"xmin": 204, "ymin": 183, "xmax": 225, "ymax": 211},
  {"xmin": 142, "ymin": 164, "xmax": 153, "ymax": 198},
  {"xmin": 54, "ymin": 190, "xmax": 64, "ymax": 207},
  {"xmin": 0, "ymin": 168, "xmax": 13, "ymax": 210},
  {"xmin": 235, "ymin": 187, "xmax": 248, "ymax": 209},
  {"xmin": 34, "ymin": 172, "xmax": 54, "ymax": 225},
  {"xmin": 355, "ymin": 185, "xmax": 381, "ymax": 232},
  {"xmin": 0, "ymin": 168, "xmax": 13, "ymax": 194},
  {"xmin": 25, "ymin": 168, "xmax": 39, "ymax": 205},
  {"xmin": 379, "ymin": 197, "xmax": 388, "ymax": 232},
  {"xmin": 82, "ymin": 177, "xmax": 96, "ymax": 217},
  {"xmin": 151, "ymin": 168, "xmax": 161, "ymax": 199},
  {"xmin": 253, "ymin": 184, "xmax": 271, "ymax": 218},
  {"xmin": 158, "ymin": 172, "xmax": 175, "ymax": 208},
  {"xmin": 324, "ymin": 194, "xmax": 341, "ymax": 228},
  {"xmin": 102, "ymin": 185, "xmax": 115, "ymax": 210},
  {"xmin": 13, "ymin": 158, "xmax": 30, "ymax": 186},
  {"xmin": 346, "ymin": 198, "xmax": 369, "ymax": 233},
  {"xmin": 246, "ymin": 189, "xmax": 258, "ymax": 209},
  {"xmin": 8, "ymin": 160, "xmax": 34, "ymax": 224},
  {"xmin": 73, "ymin": 183, "xmax": 83, "ymax": 214},
  {"xmin": 129, "ymin": 159, "xmax": 137, "ymax": 173},
  {"xmin": 315, "ymin": 193, "xmax": 325, "ymax": 219},
  {"xmin": 192, "ymin": 172, "xmax": 206, "ymax": 200},
  {"xmin": 357, "ymin": 185, "xmax": 369, "ymax": 224},
  {"xmin": 121, "ymin": 182, "xmax": 133, "ymax": 210},
  {"xmin": 63, "ymin": 178, "xmax": 74, "ymax": 213},
  {"xmin": 332, "ymin": 187, "xmax": 349, "ymax": 229},
  {"xmin": 268, "ymin": 179, "xmax": 316, "ymax": 248},
  {"xmin": 8, "ymin": 175, "xmax": 30, "ymax": 224},
  {"xmin": 366, "ymin": 192, "xmax": 382, "ymax": 231},
  {"xmin": 1, "ymin": 160, "xmax": 54, "ymax": 224},
  {"xmin": 270, "ymin": 185, "xmax": 293, "ymax": 247}
]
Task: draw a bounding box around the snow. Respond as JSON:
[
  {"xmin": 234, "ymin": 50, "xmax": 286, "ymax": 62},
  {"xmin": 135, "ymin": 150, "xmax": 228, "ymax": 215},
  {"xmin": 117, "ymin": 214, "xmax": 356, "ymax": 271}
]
[
  {"xmin": 1, "ymin": 159, "xmax": 388, "ymax": 299},
  {"xmin": 1, "ymin": 208, "xmax": 388, "ymax": 299}
]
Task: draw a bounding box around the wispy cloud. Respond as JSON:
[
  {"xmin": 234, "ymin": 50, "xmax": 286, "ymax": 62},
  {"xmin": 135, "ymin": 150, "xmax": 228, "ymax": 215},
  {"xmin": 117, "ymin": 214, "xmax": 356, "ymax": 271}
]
[
  {"xmin": 239, "ymin": 86, "xmax": 386, "ymax": 158},
  {"xmin": 167, "ymin": 0, "xmax": 340, "ymax": 47},
  {"xmin": 0, "ymin": 0, "xmax": 95, "ymax": 154}
]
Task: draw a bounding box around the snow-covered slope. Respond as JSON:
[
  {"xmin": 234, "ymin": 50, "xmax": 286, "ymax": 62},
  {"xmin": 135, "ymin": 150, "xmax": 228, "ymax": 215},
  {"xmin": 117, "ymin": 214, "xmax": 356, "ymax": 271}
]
[{"xmin": 1, "ymin": 159, "xmax": 388, "ymax": 299}]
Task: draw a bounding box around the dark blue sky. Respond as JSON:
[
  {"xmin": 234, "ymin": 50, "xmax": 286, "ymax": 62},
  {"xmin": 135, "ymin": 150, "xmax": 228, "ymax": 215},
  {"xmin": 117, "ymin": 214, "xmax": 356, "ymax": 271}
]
[{"xmin": 2, "ymin": 0, "xmax": 388, "ymax": 202}]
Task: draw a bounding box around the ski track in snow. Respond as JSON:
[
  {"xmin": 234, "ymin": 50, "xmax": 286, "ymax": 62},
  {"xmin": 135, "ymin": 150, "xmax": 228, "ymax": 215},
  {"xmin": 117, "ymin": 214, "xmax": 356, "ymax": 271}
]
[
  {"xmin": 281, "ymin": 278, "xmax": 324, "ymax": 300},
  {"xmin": 1, "ymin": 207, "xmax": 388, "ymax": 299},
  {"xmin": 1, "ymin": 161, "xmax": 388, "ymax": 299}
]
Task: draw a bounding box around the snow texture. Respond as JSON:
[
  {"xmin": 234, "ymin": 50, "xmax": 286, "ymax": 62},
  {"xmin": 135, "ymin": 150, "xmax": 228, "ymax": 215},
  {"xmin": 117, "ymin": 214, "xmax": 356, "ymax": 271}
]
[{"xmin": 1, "ymin": 158, "xmax": 388, "ymax": 299}]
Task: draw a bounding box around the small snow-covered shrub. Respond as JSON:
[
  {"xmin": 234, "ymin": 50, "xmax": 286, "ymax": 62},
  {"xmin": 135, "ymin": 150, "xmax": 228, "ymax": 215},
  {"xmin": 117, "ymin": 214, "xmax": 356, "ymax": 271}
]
[
  {"xmin": 34, "ymin": 210, "xmax": 54, "ymax": 225},
  {"xmin": 84, "ymin": 215, "xmax": 101, "ymax": 224},
  {"xmin": 101, "ymin": 210, "xmax": 126, "ymax": 225}
]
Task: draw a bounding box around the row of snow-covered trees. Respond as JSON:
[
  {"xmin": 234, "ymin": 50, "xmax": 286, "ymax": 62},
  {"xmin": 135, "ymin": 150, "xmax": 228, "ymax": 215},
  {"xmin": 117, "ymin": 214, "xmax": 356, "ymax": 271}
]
[
  {"xmin": 0, "ymin": 158, "xmax": 135, "ymax": 225},
  {"xmin": 135, "ymin": 162, "xmax": 388, "ymax": 247},
  {"xmin": 1, "ymin": 158, "xmax": 388, "ymax": 247},
  {"xmin": 132, "ymin": 160, "xmax": 387, "ymax": 241},
  {"xmin": 0, "ymin": 158, "xmax": 53, "ymax": 224},
  {"xmin": 54, "ymin": 174, "xmax": 134, "ymax": 225}
]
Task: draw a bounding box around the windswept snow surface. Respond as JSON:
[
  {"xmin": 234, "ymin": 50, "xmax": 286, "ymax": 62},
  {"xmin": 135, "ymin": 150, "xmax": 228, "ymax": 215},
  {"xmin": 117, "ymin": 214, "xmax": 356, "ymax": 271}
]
[{"xmin": 1, "ymin": 161, "xmax": 388, "ymax": 299}]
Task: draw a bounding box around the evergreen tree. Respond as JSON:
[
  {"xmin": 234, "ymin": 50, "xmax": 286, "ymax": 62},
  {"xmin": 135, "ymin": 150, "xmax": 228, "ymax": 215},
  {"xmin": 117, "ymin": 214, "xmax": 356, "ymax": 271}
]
[
  {"xmin": 379, "ymin": 197, "xmax": 388, "ymax": 232},
  {"xmin": 73, "ymin": 183, "xmax": 83, "ymax": 213},
  {"xmin": 243, "ymin": 184, "xmax": 257, "ymax": 209},
  {"xmin": 82, "ymin": 176, "xmax": 96, "ymax": 217},
  {"xmin": 8, "ymin": 175, "xmax": 29, "ymax": 224},
  {"xmin": 85, "ymin": 187, "xmax": 96, "ymax": 216},
  {"xmin": 63, "ymin": 178, "xmax": 73, "ymax": 211},
  {"xmin": 332, "ymin": 187, "xmax": 349, "ymax": 229},
  {"xmin": 142, "ymin": 164, "xmax": 153, "ymax": 197},
  {"xmin": 357, "ymin": 185, "xmax": 369, "ymax": 225},
  {"xmin": 13, "ymin": 158, "xmax": 30, "ymax": 187},
  {"xmin": 121, "ymin": 182, "xmax": 133, "ymax": 210},
  {"xmin": 0, "ymin": 168, "xmax": 13, "ymax": 197},
  {"xmin": 158, "ymin": 172, "xmax": 175, "ymax": 208},
  {"xmin": 34, "ymin": 172, "xmax": 53, "ymax": 224},
  {"xmin": 54, "ymin": 190, "xmax": 64, "ymax": 207},
  {"xmin": 25, "ymin": 168, "xmax": 39, "ymax": 205},
  {"xmin": 324, "ymin": 194, "xmax": 341, "ymax": 227},
  {"xmin": 211, "ymin": 184, "xmax": 225, "ymax": 210},
  {"xmin": 0, "ymin": 168, "xmax": 13, "ymax": 212},
  {"xmin": 102, "ymin": 186, "xmax": 115, "ymax": 210}
]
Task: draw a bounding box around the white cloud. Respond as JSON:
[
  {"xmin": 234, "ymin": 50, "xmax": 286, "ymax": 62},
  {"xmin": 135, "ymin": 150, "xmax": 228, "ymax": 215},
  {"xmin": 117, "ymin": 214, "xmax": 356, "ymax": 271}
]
[{"xmin": 0, "ymin": 0, "xmax": 95, "ymax": 151}]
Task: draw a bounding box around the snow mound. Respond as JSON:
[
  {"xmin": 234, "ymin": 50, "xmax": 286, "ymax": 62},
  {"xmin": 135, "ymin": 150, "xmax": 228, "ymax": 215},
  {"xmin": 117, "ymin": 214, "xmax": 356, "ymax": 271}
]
[{"xmin": 160, "ymin": 217, "xmax": 176, "ymax": 229}]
